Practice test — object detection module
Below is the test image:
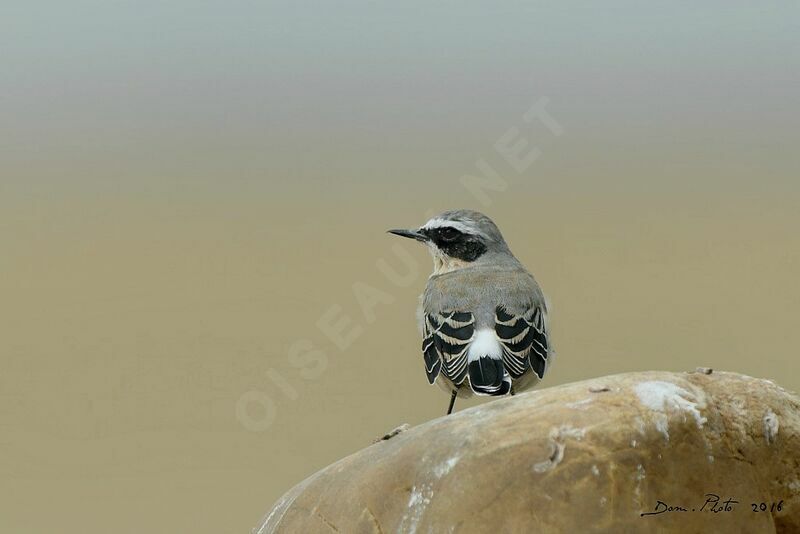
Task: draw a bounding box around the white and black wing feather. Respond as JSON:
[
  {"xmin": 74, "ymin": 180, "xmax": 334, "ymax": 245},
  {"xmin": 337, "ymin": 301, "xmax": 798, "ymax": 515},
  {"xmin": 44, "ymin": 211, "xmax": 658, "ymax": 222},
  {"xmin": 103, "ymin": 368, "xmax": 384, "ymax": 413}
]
[
  {"xmin": 422, "ymin": 311, "xmax": 474, "ymax": 385},
  {"xmin": 495, "ymin": 306, "xmax": 549, "ymax": 379}
]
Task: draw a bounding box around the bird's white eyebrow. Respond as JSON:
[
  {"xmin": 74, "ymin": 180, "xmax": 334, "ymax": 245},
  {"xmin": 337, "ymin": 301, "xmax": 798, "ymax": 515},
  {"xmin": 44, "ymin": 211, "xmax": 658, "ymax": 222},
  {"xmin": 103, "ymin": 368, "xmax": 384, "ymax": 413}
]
[{"xmin": 421, "ymin": 218, "xmax": 479, "ymax": 235}]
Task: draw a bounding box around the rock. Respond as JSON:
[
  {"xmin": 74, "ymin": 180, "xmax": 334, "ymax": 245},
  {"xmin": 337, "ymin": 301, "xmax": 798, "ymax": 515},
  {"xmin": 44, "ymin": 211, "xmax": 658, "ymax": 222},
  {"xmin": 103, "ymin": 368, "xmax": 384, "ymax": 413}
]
[{"xmin": 254, "ymin": 371, "xmax": 800, "ymax": 534}]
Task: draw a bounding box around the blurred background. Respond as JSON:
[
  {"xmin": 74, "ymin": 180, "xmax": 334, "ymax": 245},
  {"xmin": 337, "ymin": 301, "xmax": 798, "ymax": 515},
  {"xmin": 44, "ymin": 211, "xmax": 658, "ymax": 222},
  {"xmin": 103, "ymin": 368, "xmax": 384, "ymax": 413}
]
[{"xmin": 2, "ymin": 1, "xmax": 799, "ymax": 532}]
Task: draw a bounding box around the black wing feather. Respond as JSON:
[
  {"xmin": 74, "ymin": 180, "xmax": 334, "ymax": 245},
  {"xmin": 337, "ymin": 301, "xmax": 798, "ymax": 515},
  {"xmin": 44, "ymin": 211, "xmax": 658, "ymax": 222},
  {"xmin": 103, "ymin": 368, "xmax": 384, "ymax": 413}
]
[
  {"xmin": 422, "ymin": 311, "xmax": 474, "ymax": 385},
  {"xmin": 495, "ymin": 305, "xmax": 549, "ymax": 379},
  {"xmin": 421, "ymin": 337, "xmax": 441, "ymax": 383}
]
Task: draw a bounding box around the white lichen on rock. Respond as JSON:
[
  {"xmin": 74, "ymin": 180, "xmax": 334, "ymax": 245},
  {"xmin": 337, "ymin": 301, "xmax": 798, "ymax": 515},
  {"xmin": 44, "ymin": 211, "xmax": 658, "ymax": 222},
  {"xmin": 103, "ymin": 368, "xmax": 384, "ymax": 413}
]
[
  {"xmin": 633, "ymin": 464, "xmax": 647, "ymax": 506},
  {"xmin": 633, "ymin": 380, "xmax": 707, "ymax": 442},
  {"xmin": 633, "ymin": 416, "xmax": 647, "ymax": 435},
  {"xmin": 433, "ymin": 455, "xmax": 461, "ymax": 478},
  {"xmin": 653, "ymin": 415, "xmax": 671, "ymax": 441},
  {"xmin": 763, "ymin": 409, "xmax": 779, "ymax": 445},
  {"xmin": 399, "ymin": 483, "xmax": 433, "ymax": 534}
]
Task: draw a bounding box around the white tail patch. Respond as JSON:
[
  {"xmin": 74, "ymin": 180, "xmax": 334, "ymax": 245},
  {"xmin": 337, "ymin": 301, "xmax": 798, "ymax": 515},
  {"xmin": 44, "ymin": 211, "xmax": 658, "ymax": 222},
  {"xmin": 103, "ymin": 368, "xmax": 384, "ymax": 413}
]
[{"xmin": 467, "ymin": 329, "xmax": 502, "ymax": 362}]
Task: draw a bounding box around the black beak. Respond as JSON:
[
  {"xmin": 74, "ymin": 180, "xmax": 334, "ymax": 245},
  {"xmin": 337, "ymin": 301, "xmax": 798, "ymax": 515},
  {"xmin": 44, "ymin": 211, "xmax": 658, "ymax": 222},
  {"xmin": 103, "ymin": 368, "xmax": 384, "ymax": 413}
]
[{"xmin": 387, "ymin": 228, "xmax": 428, "ymax": 241}]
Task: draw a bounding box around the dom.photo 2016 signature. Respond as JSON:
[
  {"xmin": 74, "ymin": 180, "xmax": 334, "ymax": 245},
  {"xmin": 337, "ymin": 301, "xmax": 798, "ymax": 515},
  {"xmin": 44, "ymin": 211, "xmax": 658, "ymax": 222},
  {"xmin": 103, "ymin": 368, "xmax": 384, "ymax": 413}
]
[{"xmin": 641, "ymin": 494, "xmax": 785, "ymax": 517}]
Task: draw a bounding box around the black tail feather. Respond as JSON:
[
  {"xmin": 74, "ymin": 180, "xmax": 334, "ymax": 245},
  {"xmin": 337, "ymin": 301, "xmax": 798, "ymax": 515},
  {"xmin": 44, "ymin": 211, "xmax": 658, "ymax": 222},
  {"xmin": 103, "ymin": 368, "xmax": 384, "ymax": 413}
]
[{"xmin": 468, "ymin": 357, "xmax": 511, "ymax": 396}]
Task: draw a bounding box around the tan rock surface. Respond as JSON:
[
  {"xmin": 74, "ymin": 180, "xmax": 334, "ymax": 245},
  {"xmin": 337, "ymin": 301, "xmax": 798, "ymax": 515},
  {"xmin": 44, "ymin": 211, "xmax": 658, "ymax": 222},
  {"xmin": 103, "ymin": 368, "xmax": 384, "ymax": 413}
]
[{"xmin": 255, "ymin": 371, "xmax": 800, "ymax": 533}]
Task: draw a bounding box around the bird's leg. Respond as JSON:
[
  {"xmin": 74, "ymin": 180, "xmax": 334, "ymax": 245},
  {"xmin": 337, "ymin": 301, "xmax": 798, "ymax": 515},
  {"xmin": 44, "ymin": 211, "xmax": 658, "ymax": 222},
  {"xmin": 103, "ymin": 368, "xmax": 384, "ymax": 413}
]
[{"xmin": 446, "ymin": 390, "xmax": 458, "ymax": 415}]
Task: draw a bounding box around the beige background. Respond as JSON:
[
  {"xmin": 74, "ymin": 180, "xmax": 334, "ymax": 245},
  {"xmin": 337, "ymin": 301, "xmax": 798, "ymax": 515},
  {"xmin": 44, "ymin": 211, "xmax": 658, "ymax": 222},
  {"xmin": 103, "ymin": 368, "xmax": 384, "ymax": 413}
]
[{"xmin": 2, "ymin": 2, "xmax": 799, "ymax": 533}]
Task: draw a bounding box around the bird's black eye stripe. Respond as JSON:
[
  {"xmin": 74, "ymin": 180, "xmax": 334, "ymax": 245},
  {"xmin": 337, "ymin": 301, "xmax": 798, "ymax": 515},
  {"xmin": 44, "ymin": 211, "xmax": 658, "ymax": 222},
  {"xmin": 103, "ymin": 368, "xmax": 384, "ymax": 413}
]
[
  {"xmin": 420, "ymin": 226, "xmax": 463, "ymax": 243},
  {"xmin": 419, "ymin": 224, "xmax": 487, "ymax": 262},
  {"xmin": 437, "ymin": 226, "xmax": 461, "ymax": 242}
]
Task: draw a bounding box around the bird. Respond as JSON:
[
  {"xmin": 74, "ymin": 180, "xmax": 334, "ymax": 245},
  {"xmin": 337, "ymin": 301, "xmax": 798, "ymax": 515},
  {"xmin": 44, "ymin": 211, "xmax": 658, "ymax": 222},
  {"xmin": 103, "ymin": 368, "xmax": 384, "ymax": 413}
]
[{"xmin": 389, "ymin": 209, "xmax": 552, "ymax": 415}]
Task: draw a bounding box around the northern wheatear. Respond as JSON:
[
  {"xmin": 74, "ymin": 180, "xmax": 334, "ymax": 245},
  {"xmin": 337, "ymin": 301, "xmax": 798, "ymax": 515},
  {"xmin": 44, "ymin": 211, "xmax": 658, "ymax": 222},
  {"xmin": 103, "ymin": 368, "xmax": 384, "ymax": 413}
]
[{"xmin": 389, "ymin": 210, "xmax": 552, "ymax": 415}]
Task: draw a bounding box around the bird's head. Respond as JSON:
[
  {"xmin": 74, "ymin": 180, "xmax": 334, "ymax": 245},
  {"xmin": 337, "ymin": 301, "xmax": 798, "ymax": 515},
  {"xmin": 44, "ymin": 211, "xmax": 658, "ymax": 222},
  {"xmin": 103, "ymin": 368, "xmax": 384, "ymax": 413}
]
[{"xmin": 388, "ymin": 210, "xmax": 511, "ymax": 275}]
